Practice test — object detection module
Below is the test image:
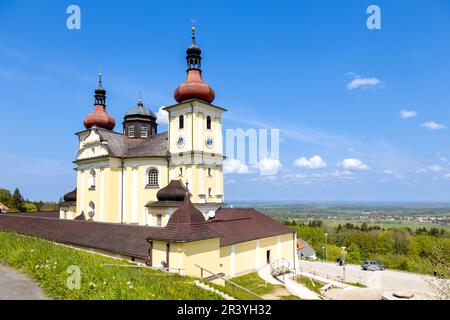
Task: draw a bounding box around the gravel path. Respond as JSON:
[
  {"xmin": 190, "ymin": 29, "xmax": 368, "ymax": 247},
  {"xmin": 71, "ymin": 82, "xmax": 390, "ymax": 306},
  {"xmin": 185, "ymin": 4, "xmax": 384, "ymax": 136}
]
[{"xmin": 0, "ymin": 265, "xmax": 48, "ymax": 300}]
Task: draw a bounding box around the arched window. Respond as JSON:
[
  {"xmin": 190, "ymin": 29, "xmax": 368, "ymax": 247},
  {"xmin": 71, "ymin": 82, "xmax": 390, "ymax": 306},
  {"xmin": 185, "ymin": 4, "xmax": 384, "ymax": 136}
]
[
  {"xmin": 89, "ymin": 170, "xmax": 96, "ymax": 190},
  {"xmin": 206, "ymin": 116, "xmax": 212, "ymax": 130},
  {"xmin": 147, "ymin": 168, "xmax": 159, "ymax": 187},
  {"xmin": 179, "ymin": 115, "xmax": 184, "ymax": 129}
]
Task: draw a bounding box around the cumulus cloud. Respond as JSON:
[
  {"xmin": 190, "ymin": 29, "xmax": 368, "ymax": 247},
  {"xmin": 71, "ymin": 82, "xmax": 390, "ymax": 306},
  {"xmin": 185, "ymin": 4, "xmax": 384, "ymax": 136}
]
[
  {"xmin": 224, "ymin": 159, "xmax": 250, "ymax": 174},
  {"xmin": 256, "ymin": 158, "xmax": 282, "ymax": 176},
  {"xmin": 421, "ymin": 121, "xmax": 446, "ymax": 130},
  {"xmin": 337, "ymin": 158, "xmax": 370, "ymax": 170},
  {"xmin": 444, "ymin": 173, "xmax": 450, "ymax": 179},
  {"xmin": 294, "ymin": 155, "xmax": 327, "ymax": 169},
  {"xmin": 400, "ymin": 110, "xmax": 417, "ymax": 119},
  {"xmin": 428, "ymin": 165, "xmax": 443, "ymax": 173},
  {"xmin": 156, "ymin": 106, "xmax": 168, "ymax": 124},
  {"xmin": 346, "ymin": 74, "xmax": 381, "ymax": 90}
]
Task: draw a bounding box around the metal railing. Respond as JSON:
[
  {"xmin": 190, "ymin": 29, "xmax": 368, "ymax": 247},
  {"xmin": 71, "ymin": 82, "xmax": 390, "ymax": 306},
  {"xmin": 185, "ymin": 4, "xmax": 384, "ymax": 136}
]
[{"xmin": 195, "ymin": 264, "xmax": 264, "ymax": 300}]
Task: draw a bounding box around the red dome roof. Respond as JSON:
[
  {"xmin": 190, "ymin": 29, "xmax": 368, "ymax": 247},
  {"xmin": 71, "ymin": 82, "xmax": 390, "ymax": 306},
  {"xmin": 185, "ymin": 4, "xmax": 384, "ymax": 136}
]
[
  {"xmin": 174, "ymin": 69, "xmax": 215, "ymax": 104},
  {"xmin": 84, "ymin": 105, "xmax": 116, "ymax": 130}
]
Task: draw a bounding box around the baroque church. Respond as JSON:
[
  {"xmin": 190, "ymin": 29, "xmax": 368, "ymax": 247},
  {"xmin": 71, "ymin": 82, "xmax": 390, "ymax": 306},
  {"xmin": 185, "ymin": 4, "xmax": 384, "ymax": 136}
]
[
  {"xmin": 60, "ymin": 27, "xmax": 226, "ymax": 226},
  {"xmin": 0, "ymin": 28, "xmax": 297, "ymax": 280}
]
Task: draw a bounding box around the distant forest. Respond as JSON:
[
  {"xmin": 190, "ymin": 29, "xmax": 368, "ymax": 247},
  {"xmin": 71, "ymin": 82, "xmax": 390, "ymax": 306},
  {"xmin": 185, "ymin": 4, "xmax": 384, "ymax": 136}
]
[{"xmin": 0, "ymin": 188, "xmax": 59, "ymax": 212}]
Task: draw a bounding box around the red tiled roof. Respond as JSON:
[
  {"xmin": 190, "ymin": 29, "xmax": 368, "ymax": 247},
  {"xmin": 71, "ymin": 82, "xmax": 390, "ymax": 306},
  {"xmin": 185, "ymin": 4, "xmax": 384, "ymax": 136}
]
[
  {"xmin": 10, "ymin": 211, "xmax": 59, "ymax": 219},
  {"xmin": 208, "ymin": 208, "xmax": 295, "ymax": 247}
]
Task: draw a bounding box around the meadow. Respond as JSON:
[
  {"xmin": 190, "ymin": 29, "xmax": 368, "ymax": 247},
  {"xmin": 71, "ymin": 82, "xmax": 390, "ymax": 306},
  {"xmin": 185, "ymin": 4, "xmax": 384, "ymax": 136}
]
[{"xmin": 0, "ymin": 232, "xmax": 221, "ymax": 300}]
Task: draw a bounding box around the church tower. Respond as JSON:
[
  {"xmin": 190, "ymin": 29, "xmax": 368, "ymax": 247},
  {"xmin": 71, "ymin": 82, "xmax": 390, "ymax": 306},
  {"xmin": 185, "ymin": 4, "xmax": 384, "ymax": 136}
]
[
  {"xmin": 123, "ymin": 96, "xmax": 158, "ymax": 139},
  {"xmin": 165, "ymin": 27, "xmax": 226, "ymax": 206}
]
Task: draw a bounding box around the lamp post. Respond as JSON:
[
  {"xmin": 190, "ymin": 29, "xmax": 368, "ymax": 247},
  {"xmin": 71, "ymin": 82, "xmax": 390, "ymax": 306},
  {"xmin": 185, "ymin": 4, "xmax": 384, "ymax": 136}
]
[
  {"xmin": 341, "ymin": 246, "xmax": 347, "ymax": 281},
  {"xmin": 324, "ymin": 233, "xmax": 328, "ymax": 261},
  {"xmin": 321, "ymin": 246, "xmax": 325, "ymax": 262}
]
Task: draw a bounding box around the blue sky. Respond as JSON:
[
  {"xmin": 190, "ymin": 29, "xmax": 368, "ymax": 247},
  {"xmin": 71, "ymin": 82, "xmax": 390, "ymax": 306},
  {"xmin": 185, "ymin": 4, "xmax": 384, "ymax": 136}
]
[{"xmin": 1, "ymin": 0, "xmax": 450, "ymax": 202}]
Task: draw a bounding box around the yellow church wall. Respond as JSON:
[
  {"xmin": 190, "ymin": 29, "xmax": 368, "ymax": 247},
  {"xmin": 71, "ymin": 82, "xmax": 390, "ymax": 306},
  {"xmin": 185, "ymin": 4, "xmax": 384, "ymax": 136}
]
[
  {"xmin": 182, "ymin": 238, "xmax": 221, "ymax": 279},
  {"xmin": 219, "ymin": 234, "xmax": 296, "ymax": 278}
]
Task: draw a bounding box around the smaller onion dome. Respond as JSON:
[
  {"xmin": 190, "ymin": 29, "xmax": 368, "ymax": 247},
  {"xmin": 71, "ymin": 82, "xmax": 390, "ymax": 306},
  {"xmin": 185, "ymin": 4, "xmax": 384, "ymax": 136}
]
[
  {"xmin": 84, "ymin": 73, "xmax": 116, "ymax": 131},
  {"xmin": 157, "ymin": 180, "xmax": 189, "ymax": 202},
  {"xmin": 174, "ymin": 27, "xmax": 215, "ymax": 104},
  {"xmin": 167, "ymin": 192, "xmax": 206, "ymax": 225},
  {"xmin": 125, "ymin": 97, "xmax": 157, "ymax": 119},
  {"xmin": 63, "ymin": 188, "xmax": 77, "ymax": 202}
]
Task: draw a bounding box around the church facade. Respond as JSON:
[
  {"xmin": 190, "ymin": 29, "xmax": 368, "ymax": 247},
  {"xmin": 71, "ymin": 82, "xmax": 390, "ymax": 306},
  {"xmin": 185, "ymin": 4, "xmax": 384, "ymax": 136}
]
[{"xmin": 60, "ymin": 28, "xmax": 225, "ymax": 226}]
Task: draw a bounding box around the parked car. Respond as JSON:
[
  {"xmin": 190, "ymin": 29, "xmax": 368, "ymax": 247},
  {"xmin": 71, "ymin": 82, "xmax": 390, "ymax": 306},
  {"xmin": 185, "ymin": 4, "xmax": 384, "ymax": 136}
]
[{"xmin": 361, "ymin": 261, "xmax": 386, "ymax": 271}]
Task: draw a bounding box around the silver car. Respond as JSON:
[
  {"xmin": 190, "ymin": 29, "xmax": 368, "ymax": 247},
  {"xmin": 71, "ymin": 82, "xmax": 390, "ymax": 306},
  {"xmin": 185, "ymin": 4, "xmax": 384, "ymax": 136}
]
[{"xmin": 361, "ymin": 261, "xmax": 386, "ymax": 271}]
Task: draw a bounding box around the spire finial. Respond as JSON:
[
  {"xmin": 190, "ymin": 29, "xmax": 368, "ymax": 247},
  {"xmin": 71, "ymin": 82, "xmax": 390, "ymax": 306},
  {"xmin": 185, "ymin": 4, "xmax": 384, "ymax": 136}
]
[
  {"xmin": 190, "ymin": 17, "xmax": 197, "ymax": 46},
  {"xmin": 137, "ymin": 91, "xmax": 143, "ymax": 108},
  {"xmin": 98, "ymin": 66, "xmax": 103, "ymax": 88}
]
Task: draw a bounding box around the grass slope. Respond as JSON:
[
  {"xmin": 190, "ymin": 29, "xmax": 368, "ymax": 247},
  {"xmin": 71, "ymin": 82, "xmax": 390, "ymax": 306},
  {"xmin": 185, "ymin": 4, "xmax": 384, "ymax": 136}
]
[{"xmin": 0, "ymin": 232, "xmax": 221, "ymax": 300}]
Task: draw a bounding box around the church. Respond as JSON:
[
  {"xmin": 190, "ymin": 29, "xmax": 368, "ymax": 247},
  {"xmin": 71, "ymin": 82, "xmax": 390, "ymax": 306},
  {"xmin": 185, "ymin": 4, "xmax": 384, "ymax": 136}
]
[{"xmin": 1, "ymin": 28, "xmax": 297, "ymax": 281}]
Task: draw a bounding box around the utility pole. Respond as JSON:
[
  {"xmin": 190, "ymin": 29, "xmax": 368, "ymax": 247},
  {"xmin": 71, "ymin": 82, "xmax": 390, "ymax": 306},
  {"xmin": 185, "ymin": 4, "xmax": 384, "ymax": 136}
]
[
  {"xmin": 342, "ymin": 246, "xmax": 347, "ymax": 281},
  {"xmin": 324, "ymin": 233, "xmax": 328, "ymax": 261}
]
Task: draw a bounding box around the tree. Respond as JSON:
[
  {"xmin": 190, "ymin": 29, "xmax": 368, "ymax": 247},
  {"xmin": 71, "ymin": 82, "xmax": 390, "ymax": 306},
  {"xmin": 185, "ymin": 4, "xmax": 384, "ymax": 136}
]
[
  {"xmin": 0, "ymin": 189, "xmax": 13, "ymax": 207},
  {"xmin": 346, "ymin": 243, "xmax": 362, "ymax": 264},
  {"xmin": 12, "ymin": 188, "xmax": 25, "ymax": 212},
  {"xmin": 426, "ymin": 246, "xmax": 450, "ymax": 300}
]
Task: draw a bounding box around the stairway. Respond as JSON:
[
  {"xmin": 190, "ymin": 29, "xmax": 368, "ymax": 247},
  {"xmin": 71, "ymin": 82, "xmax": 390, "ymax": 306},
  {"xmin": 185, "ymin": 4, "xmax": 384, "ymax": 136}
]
[{"xmin": 193, "ymin": 280, "xmax": 236, "ymax": 300}]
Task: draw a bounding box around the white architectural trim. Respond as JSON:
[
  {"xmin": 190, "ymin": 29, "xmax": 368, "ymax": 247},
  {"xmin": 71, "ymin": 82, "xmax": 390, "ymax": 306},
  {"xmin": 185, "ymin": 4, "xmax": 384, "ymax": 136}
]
[
  {"xmin": 131, "ymin": 167, "xmax": 138, "ymax": 223},
  {"xmin": 277, "ymin": 236, "xmax": 282, "ymax": 260},
  {"xmin": 199, "ymin": 166, "xmax": 204, "ymax": 194},
  {"xmin": 80, "ymin": 170, "xmax": 85, "ymax": 214},
  {"xmin": 256, "ymin": 240, "xmax": 261, "ymax": 269},
  {"xmin": 123, "ymin": 168, "xmax": 127, "ymax": 223},
  {"xmin": 118, "ymin": 168, "xmax": 122, "ymax": 223},
  {"xmin": 100, "ymin": 168, "xmax": 105, "ymax": 221},
  {"xmin": 230, "ymin": 245, "xmax": 236, "ymax": 277}
]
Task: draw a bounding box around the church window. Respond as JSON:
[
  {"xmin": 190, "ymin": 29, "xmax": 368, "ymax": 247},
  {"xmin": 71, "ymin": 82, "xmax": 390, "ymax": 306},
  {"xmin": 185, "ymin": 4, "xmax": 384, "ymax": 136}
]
[
  {"xmin": 157, "ymin": 214, "xmax": 162, "ymax": 227},
  {"xmin": 141, "ymin": 126, "xmax": 148, "ymax": 138},
  {"xmin": 89, "ymin": 170, "xmax": 96, "ymax": 190},
  {"xmin": 179, "ymin": 115, "xmax": 184, "ymax": 129},
  {"xmin": 206, "ymin": 116, "xmax": 212, "ymax": 130},
  {"xmin": 147, "ymin": 168, "xmax": 159, "ymax": 187},
  {"xmin": 208, "ymin": 168, "xmax": 212, "ymax": 177},
  {"xmin": 128, "ymin": 126, "xmax": 135, "ymax": 138},
  {"xmin": 208, "ymin": 187, "xmax": 213, "ymax": 197},
  {"xmin": 179, "ymin": 167, "xmax": 183, "ymax": 176}
]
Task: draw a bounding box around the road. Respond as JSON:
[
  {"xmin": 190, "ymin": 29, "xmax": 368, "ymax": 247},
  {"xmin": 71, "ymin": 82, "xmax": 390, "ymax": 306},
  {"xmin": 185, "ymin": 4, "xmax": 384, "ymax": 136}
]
[
  {"xmin": 297, "ymin": 260, "xmax": 437, "ymax": 299},
  {"xmin": 0, "ymin": 265, "xmax": 48, "ymax": 300}
]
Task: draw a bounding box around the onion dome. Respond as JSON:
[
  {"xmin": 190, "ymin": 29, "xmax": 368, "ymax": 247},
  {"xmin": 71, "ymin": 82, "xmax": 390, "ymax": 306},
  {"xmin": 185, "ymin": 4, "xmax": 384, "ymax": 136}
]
[
  {"xmin": 167, "ymin": 192, "xmax": 206, "ymax": 225},
  {"xmin": 174, "ymin": 27, "xmax": 216, "ymax": 104},
  {"xmin": 63, "ymin": 188, "xmax": 77, "ymax": 202},
  {"xmin": 84, "ymin": 73, "xmax": 116, "ymax": 130},
  {"xmin": 156, "ymin": 180, "xmax": 188, "ymax": 202}
]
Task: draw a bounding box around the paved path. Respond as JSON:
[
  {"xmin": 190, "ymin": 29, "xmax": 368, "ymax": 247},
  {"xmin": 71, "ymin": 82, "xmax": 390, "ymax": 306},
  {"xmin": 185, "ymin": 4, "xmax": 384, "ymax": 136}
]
[
  {"xmin": 297, "ymin": 260, "xmax": 437, "ymax": 299},
  {"xmin": 0, "ymin": 265, "xmax": 48, "ymax": 300}
]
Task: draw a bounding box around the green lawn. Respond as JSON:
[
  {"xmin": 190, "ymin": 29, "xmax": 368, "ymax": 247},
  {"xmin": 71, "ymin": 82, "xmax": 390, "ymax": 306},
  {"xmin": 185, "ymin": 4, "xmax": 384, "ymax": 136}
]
[
  {"xmin": 208, "ymin": 272, "xmax": 280, "ymax": 300},
  {"xmin": 0, "ymin": 232, "xmax": 221, "ymax": 300},
  {"xmin": 296, "ymin": 276, "xmax": 324, "ymax": 295}
]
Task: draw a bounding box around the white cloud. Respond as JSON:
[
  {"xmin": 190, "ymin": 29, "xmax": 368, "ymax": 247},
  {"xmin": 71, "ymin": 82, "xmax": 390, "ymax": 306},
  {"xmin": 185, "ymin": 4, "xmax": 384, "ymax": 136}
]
[
  {"xmin": 338, "ymin": 158, "xmax": 370, "ymax": 170},
  {"xmin": 428, "ymin": 165, "xmax": 443, "ymax": 173},
  {"xmin": 225, "ymin": 179, "xmax": 236, "ymax": 184},
  {"xmin": 255, "ymin": 158, "xmax": 282, "ymax": 176},
  {"xmin": 347, "ymin": 76, "xmax": 381, "ymax": 90},
  {"xmin": 294, "ymin": 155, "xmax": 327, "ymax": 169},
  {"xmin": 400, "ymin": 110, "xmax": 417, "ymax": 119},
  {"xmin": 156, "ymin": 106, "xmax": 168, "ymax": 124},
  {"xmin": 415, "ymin": 169, "xmax": 427, "ymax": 174},
  {"xmin": 384, "ymin": 169, "xmax": 394, "ymax": 175},
  {"xmin": 444, "ymin": 173, "xmax": 450, "ymax": 179},
  {"xmin": 224, "ymin": 159, "xmax": 250, "ymax": 174},
  {"xmin": 421, "ymin": 121, "xmax": 446, "ymax": 130}
]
